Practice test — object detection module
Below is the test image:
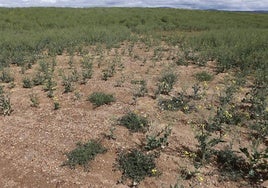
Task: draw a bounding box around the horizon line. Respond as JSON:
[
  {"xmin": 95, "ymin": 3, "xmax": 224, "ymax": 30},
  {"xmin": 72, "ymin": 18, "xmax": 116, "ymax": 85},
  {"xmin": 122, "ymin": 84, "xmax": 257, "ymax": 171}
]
[{"xmin": 0, "ymin": 6, "xmax": 267, "ymax": 12}]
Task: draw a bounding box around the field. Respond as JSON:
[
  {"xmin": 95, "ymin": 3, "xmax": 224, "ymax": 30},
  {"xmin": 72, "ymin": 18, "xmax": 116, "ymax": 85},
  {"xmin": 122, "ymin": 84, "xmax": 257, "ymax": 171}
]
[{"xmin": 0, "ymin": 8, "xmax": 267, "ymax": 187}]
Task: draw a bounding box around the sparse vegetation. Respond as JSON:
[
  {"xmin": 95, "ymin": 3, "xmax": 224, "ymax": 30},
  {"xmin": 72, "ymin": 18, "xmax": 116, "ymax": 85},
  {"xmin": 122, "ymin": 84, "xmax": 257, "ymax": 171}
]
[{"xmin": 0, "ymin": 7, "xmax": 267, "ymax": 187}]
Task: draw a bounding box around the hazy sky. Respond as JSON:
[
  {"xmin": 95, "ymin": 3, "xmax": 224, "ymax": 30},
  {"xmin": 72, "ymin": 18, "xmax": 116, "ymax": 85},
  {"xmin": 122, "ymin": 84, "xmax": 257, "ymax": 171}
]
[{"xmin": 0, "ymin": 0, "xmax": 267, "ymax": 11}]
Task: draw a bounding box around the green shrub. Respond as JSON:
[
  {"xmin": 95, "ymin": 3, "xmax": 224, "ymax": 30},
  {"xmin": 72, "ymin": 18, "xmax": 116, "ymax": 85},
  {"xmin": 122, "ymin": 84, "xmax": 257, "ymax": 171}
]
[
  {"xmin": 0, "ymin": 69, "xmax": 14, "ymax": 83},
  {"xmin": 53, "ymin": 97, "xmax": 60, "ymax": 110},
  {"xmin": 145, "ymin": 126, "xmax": 172, "ymax": 150},
  {"xmin": 29, "ymin": 93, "xmax": 39, "ymax": 107},
  {"xmin": 88, "ymin": 92, "xmax": 115, "ymax": 107},
  {"xmin": 81, "ymin": 57, "xmax": 93, "ymax": 83},
  {"xmin": 119, "ymin": 112, "xmax": 149, "ymax": 132},
  {"xmin": 62, "ymin": 140, "xmax": 107, "ymax": 169},
  {"xmin": 0, "ymin": 94, "xmax": 13, "ymax": 116},
  {"xmin": 32, "ymin": 72, "xmax": 46, "ymax": 86},
  {"xmin": 192, "ymin": 83, "xmax": 202, "ymax": 100},
  {"xmin": 81, "ymin": 65, "xmax": 93, "ymax": 84},
  {"xmin": 22, "ymin": 77, "xmax": 33, "ymax": 88},
  {"xmin": 132, "ymin": 80, "xmax": 148, "ymax": 97},
  {"xmin": 102, "ymin": 63, "xmax": 116, "ymax": 81},
  {"xmin": 70, "ymin": 69, "xmax": 80, "ymax": 82},
  {"xmin": 239, "ymin": 139, "xmax": 268, "ymax": 181},
  {"xmin": 38, "ymin": 61, "xmax": 49, "ymax": 74},
  {"xmin": 156, "ymin": 72, "xmax": 177, "ymax": 95},
  {"xmin": 216, "ymin": 149, "xmax": 245, "ymax": 181},
  {"xmin": 195, "ymin": 127, "xmax": 224, "ymax": 165},
  {"xmin": 179, "ymin": 167, "xmax": 199, "ymax": 180},
  {"xmin": 176, "ymin": 58, "xmax": 188, "ymax": 66},
  {"xmin": 0, "ymin": 85, "xmax": 4, "ymax": 95},
  {"xmin": 62, "ymin": 76, "xmax": 74, "ymax": 93},
  {"xmin": 249, "ymin": 121, "xmax": 268, "ymax": 141},
  {"xmin": 158, "ymin": 93, "xmax": 191, "ymax": 113},
  {"xmin": 43, "ymin": 76, "xmax": 56, "ymax": 98},
  {"xmin": 194, "ymin": 71, "xmax": 213, "ymax": 82},
  {"xmin": 117, "ymin": 149, "xmax": 156, "ymax": 183}
]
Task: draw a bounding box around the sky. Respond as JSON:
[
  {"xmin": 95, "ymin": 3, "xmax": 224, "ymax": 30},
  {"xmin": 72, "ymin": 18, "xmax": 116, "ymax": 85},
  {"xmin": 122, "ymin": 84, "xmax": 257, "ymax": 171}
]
[{"xmin": 0, "ymin": 0, "xmax": 267, "ymax": 11}]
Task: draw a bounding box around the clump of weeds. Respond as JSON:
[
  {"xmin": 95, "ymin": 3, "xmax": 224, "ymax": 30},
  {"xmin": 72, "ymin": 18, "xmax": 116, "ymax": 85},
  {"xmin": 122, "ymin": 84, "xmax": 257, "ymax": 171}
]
[
  {"xmin": 0, "ymin": 69, "xmax": 14, "ymax": 83},
  {"xmin": 102, "ymin": 62, "xmax": 116, "ymax": 81},
  {"xmin": 144, "ymin": 125, "xmax": 172, "ymax": 151},
  {"xmin": 131, "ymin": 79, "xmax": 148, "ymax": 97},
  {"xmin": 88, "ymin": 92, "xmax": 115, "ymax": 107},
  {"xmin": 194, "ymin": 71, "xmax": 213, "ymax": 82},
  {"xmin": 22, "ymin": 77, "xmax": 33, "ymax": 88},
  {"xmin": 159, "ymin": 92, "xmax": 192, "ymax": 113},
  {"xmin": 62, "ymin": 139, "xmax": 107, "ymax": 170},
  {"xmin": 0, "ymin": 93, "xmax": 13, "ymax": 116},
  {"xmin": 81, "ymin": 56, "xmax": 93, "ymax": 84},
  {"xmin": 29, "ymin": 93, "xmax": 40, "ymax": 107},
  {"xmin": 118, "ymin": 112, "xmax": 149, "ymax": 133},
  {"xmin": 156, "ymin": 72, "xmax": 177, "ymax": 95},
  {"xmin": 116, "ymin": 149, "xmax": 157, "ymax": 185}
]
